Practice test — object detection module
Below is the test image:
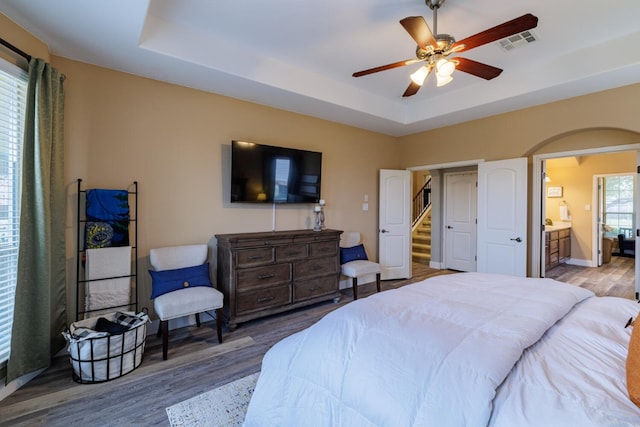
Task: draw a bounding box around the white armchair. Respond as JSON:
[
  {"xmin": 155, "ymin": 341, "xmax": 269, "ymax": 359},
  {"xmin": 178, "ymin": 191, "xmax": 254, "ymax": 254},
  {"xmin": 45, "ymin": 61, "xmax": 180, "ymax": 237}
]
[
  {"xmin": 149, "ymin": 244, "xmax": 223, "ymax": 360},
  {"xmin": 340, "ymin": 231, "xmax": 381, "ymax": 300}
]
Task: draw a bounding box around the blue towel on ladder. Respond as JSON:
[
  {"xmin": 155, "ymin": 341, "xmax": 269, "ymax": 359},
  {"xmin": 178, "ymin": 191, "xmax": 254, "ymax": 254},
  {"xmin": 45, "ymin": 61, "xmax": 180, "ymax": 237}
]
[{"xmin": 85, "ymin": 189, "xmax": 130, "ymax": 248}]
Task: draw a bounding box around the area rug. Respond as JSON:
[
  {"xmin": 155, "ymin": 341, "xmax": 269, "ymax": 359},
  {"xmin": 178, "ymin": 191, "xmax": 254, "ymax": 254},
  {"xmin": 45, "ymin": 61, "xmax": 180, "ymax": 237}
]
[{"xmin": 166, "ymin": 372, "xmax": 259, "ymax": 427}]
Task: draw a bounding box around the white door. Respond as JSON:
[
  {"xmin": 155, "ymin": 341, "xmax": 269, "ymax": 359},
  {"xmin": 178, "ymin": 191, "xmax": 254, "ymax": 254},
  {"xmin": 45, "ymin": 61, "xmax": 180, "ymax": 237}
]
[
  {"xmin": 597, "ymin": 177, "xmax": 605, "ymax": 267},
  {"xmin": 540, "ymin": 162, "xmax": 548, "ymax": 277},
  {"xmin": 636, "ymin": 152, "xmax": 640, "ymax": 299},
  {"xmin": 477, "ymin": 158, "xmax": 528, "ymax": 276},
  {"xmin": 379, "ymin": 169, "xmax": 411, "ymax": 280},
  {"xmin": 444, "ymin": 172, "xmax": 477, "ymax": 271}
]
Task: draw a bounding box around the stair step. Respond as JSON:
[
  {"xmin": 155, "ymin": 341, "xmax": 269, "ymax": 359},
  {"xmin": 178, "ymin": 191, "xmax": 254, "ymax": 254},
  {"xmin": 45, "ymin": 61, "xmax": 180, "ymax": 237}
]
[
  {"xmin": 411, "ymin": 236, "xmax": 431, "ymax": 245},
  {"xmin": 412, "ymin": 243, "xmax": 431, "ymax": 251},
  {"xmin": 412, "ymin": 208, "xmax": 431, "ymax": 265},
  {"xmin": 412, "ymin": 253, "xmax": 430, "ymax": 263}
]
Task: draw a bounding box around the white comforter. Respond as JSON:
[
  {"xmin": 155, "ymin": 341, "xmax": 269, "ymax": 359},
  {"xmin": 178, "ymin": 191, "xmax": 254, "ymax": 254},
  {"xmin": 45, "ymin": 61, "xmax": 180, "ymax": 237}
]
[
  {"xmin": 490, "ymin": 296, "xmax": 640, "ymax": 426},
  {"xmin": 244, "ymin": 272, "xmax": 595, "ymax": 426}
]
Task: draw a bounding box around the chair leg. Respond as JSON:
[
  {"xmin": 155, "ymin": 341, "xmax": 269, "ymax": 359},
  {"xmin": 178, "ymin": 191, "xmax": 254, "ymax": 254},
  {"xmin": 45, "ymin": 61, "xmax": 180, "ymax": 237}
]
[
  {"xmin": 195, "ymin": 312, "xmax": 201, "ymax": 327},
  {"xmin": 216, "ymin": 308, "xmax": 223, "ymax": 344},
  {"xmin": 376, "ymin": 273, "xmax": 381, "ymax": 293},
  {"xmin": 352, "ymin": 277, "xmax": 358, "ymax": 300},
  {"xmin": 161, "ymin": 320, "xmax": 169, "ymax": 360},
  {"xmin": 156, "ymin": 322, "xmax": 162, "ymax": 338}
]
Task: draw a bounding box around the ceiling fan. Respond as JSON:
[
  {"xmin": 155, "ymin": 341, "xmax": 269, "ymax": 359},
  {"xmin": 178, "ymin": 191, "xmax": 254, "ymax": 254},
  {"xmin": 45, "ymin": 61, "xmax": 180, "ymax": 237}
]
[{"xmin": 352, "ymin": 0, "xmax": 538, "ymax": 97}]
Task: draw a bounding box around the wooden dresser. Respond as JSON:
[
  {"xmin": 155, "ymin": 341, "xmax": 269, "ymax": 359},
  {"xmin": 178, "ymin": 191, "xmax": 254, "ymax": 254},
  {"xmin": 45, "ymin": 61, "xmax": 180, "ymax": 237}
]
[{"xmin": 215, "ymin": 229, "xmax": 343, "ymax": 330}]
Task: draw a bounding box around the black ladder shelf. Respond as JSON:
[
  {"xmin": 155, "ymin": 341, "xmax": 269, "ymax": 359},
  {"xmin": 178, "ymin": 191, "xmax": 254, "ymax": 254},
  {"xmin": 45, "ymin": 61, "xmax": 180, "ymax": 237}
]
[{"xmin": 75, "ymin": 179, "xmax": 138, "ymax": 321}]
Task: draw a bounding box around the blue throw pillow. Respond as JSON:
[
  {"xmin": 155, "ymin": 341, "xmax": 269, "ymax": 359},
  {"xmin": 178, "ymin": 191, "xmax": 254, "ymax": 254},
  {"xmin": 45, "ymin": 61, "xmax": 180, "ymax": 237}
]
[
  {"xmin": 340, "ymin": 244, "xmax": 368, "ymax": 264},
  {"xmin": 149, "ymin": 262, "xmax": 213, "ymax": 299}
]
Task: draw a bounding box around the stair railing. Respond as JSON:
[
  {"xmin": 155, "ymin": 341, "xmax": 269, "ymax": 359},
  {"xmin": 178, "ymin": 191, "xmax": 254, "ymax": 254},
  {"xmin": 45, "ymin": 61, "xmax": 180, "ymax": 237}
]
[{"xmin": 412, "ymin": 176, "xmax": 431, "ymax": 226}]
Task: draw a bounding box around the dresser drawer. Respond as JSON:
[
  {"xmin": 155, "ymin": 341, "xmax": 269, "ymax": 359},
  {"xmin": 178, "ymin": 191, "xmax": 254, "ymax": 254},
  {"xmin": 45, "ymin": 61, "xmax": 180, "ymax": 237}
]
[
  {"xmin": 294, "ymin": 275, "xmax": 337, "ymax": 302},
  {"xmin": 294, "ymin": 256, "xmax": 339, "ymax": 281},
  {"xmin": 236, "ymin": 263, "xmax": 291, "ymax": 290},
  {"xmin": 309, "ymin": 240, "xmax": 338, "ymax": 258},
  {"xmin": 231, "ymin": 236, "xmax": 292, "ymax": 248},
  {"xmin": 276, "ymin": 244, "xmax": 308, "ymax": 262},
  {"xmin": 235, "ymin": 247, "xmax": 274, "ymax": 268},
  {"xmin": 236, "ymin": 284, "xmax": 291, "ymax": 315}
]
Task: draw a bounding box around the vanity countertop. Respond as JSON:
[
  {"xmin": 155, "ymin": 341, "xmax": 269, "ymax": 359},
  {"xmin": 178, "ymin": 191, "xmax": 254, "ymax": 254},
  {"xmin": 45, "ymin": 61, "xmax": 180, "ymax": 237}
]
[{"xmin": 545, "ymin": 224, "xmax": 571, "ymax": 232}]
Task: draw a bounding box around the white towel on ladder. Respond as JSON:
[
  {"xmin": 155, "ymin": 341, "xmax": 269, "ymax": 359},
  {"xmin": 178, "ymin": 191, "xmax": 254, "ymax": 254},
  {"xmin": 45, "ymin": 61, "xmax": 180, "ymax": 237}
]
[{"xmin": 85, "ymin": 246, "xmax": 132, "ymax": 317}]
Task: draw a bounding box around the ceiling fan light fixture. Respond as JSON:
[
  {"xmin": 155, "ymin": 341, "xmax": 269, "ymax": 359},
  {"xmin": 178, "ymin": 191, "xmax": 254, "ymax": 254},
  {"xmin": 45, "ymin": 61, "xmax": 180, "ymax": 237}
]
[
  {"xmin": 436, "ymin": 73, "xmax": 453, "ymax": 87},
  {"xmin": 410, "ymin": 65, "xmax": 430, "ymax": 86},
  {"xmin": 436, "ymin": 58, "xmax": 455, "ymax": 76}
]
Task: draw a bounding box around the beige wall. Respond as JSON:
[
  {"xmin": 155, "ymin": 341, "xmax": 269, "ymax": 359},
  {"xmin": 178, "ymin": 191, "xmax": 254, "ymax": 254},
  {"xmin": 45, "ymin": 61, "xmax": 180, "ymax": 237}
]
[
  {"xmin": 397, "ymin": 87, "xmax": 640, "ymax": 167},
  {"xmin": 0, "ymin": 13, "xmax": 49, "ymax": 66},
  {"xmin": 546, "ymin": 152, "xmax": 636, "ymax": 262},
  {"xmin": 54, "ymin": 58, "xmax": 399, "ymax": 321}
]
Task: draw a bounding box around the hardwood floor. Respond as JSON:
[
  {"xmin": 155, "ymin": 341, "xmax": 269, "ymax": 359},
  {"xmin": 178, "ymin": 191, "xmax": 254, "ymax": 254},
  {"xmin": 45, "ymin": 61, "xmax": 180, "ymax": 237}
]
[
  {"xmin": 0, "ymin": 260, "xmax": 634, "ymax": 426},
  {"xmin": 544, "ymin": 254, "xmax": 635, "ymax": 299}
]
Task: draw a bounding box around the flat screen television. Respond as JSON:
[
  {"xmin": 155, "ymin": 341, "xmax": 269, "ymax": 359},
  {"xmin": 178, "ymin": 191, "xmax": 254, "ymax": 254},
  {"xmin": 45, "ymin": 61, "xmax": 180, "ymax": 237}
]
[{"xmin": 230, "ymin": 140, "xmax": 322, "ymax": 203}]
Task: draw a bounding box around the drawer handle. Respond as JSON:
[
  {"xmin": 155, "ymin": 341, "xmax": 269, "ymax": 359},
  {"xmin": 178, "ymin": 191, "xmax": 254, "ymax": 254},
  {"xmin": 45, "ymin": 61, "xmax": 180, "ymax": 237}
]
[
  {"xmin": 257, "ymin": 296, "xmax": 275, "ymax": 303},
  {"xmin": 257, "ymin": 273, "xmax": 275, "ymax": 280},
  {"xmin": 248, "ymin": 255, "xmax": 265, "ymax": 260}
]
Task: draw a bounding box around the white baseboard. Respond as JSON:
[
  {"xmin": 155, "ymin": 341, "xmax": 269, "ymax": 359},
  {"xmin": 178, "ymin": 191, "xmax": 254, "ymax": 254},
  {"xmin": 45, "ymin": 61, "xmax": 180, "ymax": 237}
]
[
  {"xmin": 339, "ymin": 274, "xmax": 376, "ymax": 290},
  {"xmin": 429, "ymin": 261, "xmax": 444, "ymax": 269},
  {"xmin": 566, "ymin": 258, "xmax": 594, "ymax": 267},
  {"xmin": 0, "ymin": 368, "xmax": 45, "ymax": 402},
  {"xmin": 148, "ymin": 312, "xmax": 218, "ymax": 336}
]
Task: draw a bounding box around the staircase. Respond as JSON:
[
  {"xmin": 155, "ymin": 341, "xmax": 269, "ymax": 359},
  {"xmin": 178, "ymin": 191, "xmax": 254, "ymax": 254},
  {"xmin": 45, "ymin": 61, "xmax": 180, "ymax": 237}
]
[{"xmin": 412, "ymin": 208, "xmax": 431, "ymax": 265}]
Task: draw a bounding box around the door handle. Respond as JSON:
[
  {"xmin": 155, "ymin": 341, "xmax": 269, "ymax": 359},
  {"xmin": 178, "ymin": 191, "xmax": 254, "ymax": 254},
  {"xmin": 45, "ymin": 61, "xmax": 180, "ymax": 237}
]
[
  {"xmin": 510, "ymin": 237, "xmax": 522, "ymax": 242},
  {"xmin": 447, "ymin": 225, "xmax": 453, "ymax": 229},
  {"xmin": 380, "ymin": 229, "xmax": 389, "ymax": 233}
]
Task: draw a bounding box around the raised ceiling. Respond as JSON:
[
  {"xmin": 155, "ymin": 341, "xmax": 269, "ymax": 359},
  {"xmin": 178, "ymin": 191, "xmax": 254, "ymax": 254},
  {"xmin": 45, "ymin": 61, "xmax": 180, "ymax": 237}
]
[{"xmin": 1, "ymin": 0, "xmax": 639, "ymax": 136}]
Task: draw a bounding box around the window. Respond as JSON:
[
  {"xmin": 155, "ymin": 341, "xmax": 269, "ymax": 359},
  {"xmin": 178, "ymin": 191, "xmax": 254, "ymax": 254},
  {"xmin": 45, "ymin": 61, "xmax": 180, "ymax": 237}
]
[
  {"xmin": 0, "ymin": 60, "xmax": 27, "ymax": 364},
  {"xmin": 604, "ymin": 175, "xmax": 635, "ymax": 236}
]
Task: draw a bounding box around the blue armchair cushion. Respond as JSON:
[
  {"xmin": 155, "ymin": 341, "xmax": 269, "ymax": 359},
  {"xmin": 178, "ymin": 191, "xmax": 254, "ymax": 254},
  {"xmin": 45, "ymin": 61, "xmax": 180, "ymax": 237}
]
[
  {"xmin": 149, "ymin": 262, "xmax": 213, "ymax": 299},
  {"xmin": 340, "ymin": 244, "xmax": 368, "ymax": 264}
]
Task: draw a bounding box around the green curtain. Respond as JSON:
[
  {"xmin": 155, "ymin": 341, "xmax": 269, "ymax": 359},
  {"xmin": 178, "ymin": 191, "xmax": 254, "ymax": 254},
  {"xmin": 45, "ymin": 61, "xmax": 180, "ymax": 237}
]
[{"xmin": 6, "ymin": 58, "xmax": 66, "ymax": 384}]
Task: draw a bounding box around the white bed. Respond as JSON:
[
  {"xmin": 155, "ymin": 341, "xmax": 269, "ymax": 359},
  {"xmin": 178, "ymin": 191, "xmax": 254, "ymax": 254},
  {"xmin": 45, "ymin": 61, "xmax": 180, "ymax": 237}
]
[{"xmin": 244, "ymin": 272, "xmax": 640, "ymax": 426}]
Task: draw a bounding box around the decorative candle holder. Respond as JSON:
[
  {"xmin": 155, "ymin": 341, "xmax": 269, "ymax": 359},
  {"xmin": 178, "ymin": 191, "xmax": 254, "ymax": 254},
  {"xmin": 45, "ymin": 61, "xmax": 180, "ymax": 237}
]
[
  {"xmin": 319, "ymin": 199, "xmax": 326, "ymax": 230},
  {"xmin": 313, "ymin": 205, "xmax": 322, "ymax": 231},
  {"xmin": 319, "ymin": 207, "xmax": 325, "ymax": 230},
  {"xmin": 313, "ymin": 200, "xmax": 326, "ymax": 231}
]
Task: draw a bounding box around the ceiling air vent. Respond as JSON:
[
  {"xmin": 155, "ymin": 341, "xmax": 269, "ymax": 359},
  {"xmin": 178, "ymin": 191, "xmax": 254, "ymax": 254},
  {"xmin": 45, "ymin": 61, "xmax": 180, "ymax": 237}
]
[{"xmin": 496, "ymin": 30, "xmax": 537, "ymax": 51}]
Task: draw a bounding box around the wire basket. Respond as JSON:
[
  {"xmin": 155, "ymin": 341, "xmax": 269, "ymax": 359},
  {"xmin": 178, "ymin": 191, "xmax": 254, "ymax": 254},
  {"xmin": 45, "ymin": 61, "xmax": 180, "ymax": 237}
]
[{"xmin": 63, "ymin": 310, "xmax": 149, "ymax": 384}]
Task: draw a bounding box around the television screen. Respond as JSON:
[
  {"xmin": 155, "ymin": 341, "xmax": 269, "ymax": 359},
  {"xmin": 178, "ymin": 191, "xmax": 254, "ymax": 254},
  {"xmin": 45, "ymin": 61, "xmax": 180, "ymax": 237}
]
[{"xmin": 231, "ymin": 140, "xmax": 322, "ymax": 203}]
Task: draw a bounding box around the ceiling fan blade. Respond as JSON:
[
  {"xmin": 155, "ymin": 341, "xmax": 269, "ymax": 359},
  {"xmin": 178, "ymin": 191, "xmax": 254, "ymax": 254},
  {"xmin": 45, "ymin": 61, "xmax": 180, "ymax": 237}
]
[
  {"xmin": 452, "ymin": 13, "xmax": 538, "ymax": 52},
  {"xmin": 400, "ymin": 16, "xmax": 438, "ymax": 50},
  {"xmin": 455, "ymin": 57, "xmax": 503, "ymax": 80},
  {"xmin": 353, "ymin": 59, "xmax": 420, "ymax": 77},
  {"xmin": 402, "ymin": 81, "xmax": 422, "ymax": 97}
]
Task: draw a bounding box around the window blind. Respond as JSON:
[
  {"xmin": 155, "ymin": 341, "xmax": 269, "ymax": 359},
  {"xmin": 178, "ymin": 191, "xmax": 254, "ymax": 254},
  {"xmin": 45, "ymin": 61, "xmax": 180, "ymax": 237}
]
[{"xmin": 0, "ymin": 60, "xmax": 27, "ymax": 364}]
